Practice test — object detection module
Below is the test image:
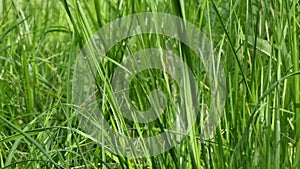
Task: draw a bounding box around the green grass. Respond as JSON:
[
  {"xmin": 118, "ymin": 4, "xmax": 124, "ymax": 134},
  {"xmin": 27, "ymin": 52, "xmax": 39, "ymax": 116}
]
[{"xmin": 0, "ymin": 0, "xmax": 300, "ymax": 168}]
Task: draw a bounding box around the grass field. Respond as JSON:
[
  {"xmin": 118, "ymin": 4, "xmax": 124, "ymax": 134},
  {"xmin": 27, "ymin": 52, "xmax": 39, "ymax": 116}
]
[{"xmin": 0, "ymin": 0, "xmax": 300, "ymax": 168}]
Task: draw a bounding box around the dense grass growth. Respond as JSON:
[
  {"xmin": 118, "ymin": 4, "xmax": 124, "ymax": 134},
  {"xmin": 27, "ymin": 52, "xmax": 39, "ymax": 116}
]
[{"xmin": 0, "ymin": 0, "xmax": 299, "ymax": 168}]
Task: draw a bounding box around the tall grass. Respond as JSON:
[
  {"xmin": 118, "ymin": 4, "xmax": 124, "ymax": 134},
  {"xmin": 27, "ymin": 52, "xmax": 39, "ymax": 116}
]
[{"xmin": 0, "ymin": 0, "xmax": 299, "ymax": 168}]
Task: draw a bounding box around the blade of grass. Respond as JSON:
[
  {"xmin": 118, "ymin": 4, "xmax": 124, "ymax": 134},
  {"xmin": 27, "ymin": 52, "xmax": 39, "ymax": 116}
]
[
  {"xmin": 0, "ymin": 116, "xmax": 63, "ymax": 169},
  {"xmin": 211, "ymin": 0, "xmax": 251, "ymax": 98}
]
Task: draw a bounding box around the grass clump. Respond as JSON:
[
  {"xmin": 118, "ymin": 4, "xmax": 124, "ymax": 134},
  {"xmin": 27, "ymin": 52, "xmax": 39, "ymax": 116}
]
[{"xmin": 0, "ymin": 0, "xmax": 299, "ymax": 168}]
